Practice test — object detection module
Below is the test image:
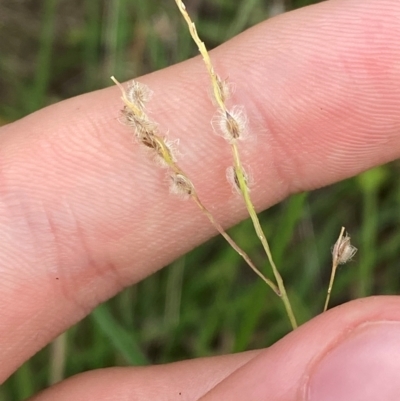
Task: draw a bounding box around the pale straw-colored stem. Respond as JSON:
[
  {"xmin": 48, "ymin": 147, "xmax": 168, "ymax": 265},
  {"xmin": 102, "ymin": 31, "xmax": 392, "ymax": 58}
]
[
  {"xmin": 324, "ymin": 226, "xmax": 345, "ymax": 312},
  {"xmin": 174, "ymin": 1, "xmax": 225, "ymax": 110},
  {"xmin": 48, "ymin": 332, "xmax": 67, "ymax": 385},
  {"xmin": 191, "ymin": 194, "xmax": 279, "ymax": 294},
  {"xmin": 232, "ymin": 144, "xmax": 297, "ymax": 329},
  {"xmin": 174, "ymin": 0, "xmax": 298, "ymax": 329}
]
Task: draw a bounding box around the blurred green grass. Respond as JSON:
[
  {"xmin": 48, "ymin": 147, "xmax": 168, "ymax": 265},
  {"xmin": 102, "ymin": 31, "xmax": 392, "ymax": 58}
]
[{"xmin": 1, "ymin": 0, "xmax": 400, "ymax": 399}]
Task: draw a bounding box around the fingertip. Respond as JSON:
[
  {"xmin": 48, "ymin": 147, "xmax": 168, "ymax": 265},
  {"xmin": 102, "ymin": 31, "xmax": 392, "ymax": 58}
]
[
  {"xmin": 199, "ymin": 296, "xmax": 400, "ymax": 401},
  {"xmin": 307, "ymin": 321, "xmax": 400, "ymax": 401}
]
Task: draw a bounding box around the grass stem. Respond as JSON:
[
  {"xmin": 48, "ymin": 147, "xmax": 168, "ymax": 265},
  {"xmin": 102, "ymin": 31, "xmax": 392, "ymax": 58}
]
[
  {"xmin": 174, "ymin": 0, "xmax": 297, "ymax": 330},
  {"xmin": 233, "ymin": 144, "xmax": 297, "ymax": 328}
]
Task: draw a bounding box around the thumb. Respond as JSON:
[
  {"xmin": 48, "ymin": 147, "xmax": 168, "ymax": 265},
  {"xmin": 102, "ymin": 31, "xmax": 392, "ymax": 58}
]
[{"xmin": 200, "ymin": 296, "xmax": 400, "ymax": 401}]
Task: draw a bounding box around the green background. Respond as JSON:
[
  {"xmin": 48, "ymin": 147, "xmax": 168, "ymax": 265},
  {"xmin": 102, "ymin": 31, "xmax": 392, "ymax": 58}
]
[{"xmin": 1, "ymin": 0, "xmax": 399, "ymax": 399}]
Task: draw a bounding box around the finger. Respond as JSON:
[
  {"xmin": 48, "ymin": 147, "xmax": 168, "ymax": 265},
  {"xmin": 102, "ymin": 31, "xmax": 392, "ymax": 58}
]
[
  {"xmin": 30, "ymin": 297, "xmax": 400, "ymax": 401},
  {"xmin": 30, "ymin": 351, "xmax": 258, "ymax": 401},
  {"xmin": 1, "ymin": 0, "xmax": 400, "ymax": 380},
  {"xmin": 199, "ymin": 296, "xmax": 400, "ymax": 401}
]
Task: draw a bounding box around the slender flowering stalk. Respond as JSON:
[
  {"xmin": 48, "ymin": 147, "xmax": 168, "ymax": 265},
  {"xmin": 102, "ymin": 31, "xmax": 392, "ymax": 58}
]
[
  {"xmin": 324, "ymin": 227, "xmax": 357, "ymax": 312},
  {"xmin": 174, "ymin": 0, "xmax": 297, "ymax": 329},
  {"xmin": 111, "ymin": 76, "xmax": 279, "ymax": 294}
]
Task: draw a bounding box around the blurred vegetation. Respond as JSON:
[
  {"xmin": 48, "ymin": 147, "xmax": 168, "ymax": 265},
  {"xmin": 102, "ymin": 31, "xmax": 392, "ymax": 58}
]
[{"xmin": 1, "ymin": 0, "xmax": 400, "ymax": 399}]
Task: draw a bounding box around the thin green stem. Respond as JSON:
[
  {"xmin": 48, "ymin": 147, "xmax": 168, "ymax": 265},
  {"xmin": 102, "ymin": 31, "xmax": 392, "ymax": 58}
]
[
  {"xmin": 173, "ymin": 0, "xmax": 298, "ymax": 330},
  {"xmin": 192, "ymin": 195, "xmax": 280, "ymax": 295},
  {"xmin": 232, "ymin": 144, "xmax": 297, "ymax": 329},
  {"xmin": 323, "ymin": 262, "xmax": 337, "ymax": 312}
]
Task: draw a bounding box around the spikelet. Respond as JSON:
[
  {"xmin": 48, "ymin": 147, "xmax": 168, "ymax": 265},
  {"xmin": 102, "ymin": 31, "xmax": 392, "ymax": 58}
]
[
  {"xmin": 226, "ymin": 166, "xmax": 252, "ymax": 194},
  {"xmin": 125, "ymin": 80, "xmax": 153, "ymax": 110},
  {"xmin": 324, "ymin": 227, "xmax": 357, "ymax": 312},
  {"xmin": 112, "ymin": 76, "xmax": 178, "ymax": 170},
  {"xmin": 212, "ymin": 106, "xmax": 248, "ymax": 143},
  {"xmin": 170, "ymin": 173, "xmax": 195, "ymax": 198},
  {"xmin": 332, "ymin": 231, "xmax": 358, "ymax": 265}
]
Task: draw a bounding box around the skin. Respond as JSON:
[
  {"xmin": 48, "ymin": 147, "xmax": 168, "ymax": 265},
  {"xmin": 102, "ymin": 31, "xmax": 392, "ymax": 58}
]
[{"xmin": 1, "ymin": 0, "xmax": 400, "ymax": 399}]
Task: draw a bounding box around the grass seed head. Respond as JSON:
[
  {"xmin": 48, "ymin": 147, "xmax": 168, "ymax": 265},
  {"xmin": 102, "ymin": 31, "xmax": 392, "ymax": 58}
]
[
  {"xmin": 226, "ymin": 165, "xmax": 251, "ymax": 194},
  {"xmin": 122, "ymin": 106, "xmax": 158, "ymax": 135},
  {"xmin": 215, "ymin": 75, "xmax": 232, "ymax": 104},
  {"xmin": 125, "ymin": 80, "xmax": 153, "ymax": 111},
  {"xmin": 170, "ymin": 173, "xmax": 195, "ymax": 198},
  {"xmin": 152, "ymin": 137, "xmax": 178, "ymax": 169},
  {"xmin": 332, "ymin": 232, "xmax": 357, "ymax": 265},
  {"xmin": 213, "ymin": 106, "xmax": 247, "ymax": 143}
]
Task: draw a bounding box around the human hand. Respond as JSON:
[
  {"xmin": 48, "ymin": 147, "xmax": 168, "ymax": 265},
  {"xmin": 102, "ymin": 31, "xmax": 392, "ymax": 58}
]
[{"xmin": 1, "ymin": 0, "xmax": 400, "ymax": 399}]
